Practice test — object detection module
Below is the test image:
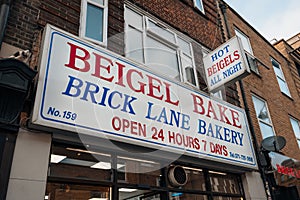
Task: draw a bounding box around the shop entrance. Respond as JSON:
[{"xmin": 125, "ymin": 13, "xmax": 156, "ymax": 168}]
[{"xmin": 45, "ymin": 142, "xmax": 245, "ymax": 200}]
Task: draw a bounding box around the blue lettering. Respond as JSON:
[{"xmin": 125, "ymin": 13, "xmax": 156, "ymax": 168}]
[
  {"xmin": 62, "ymin": 75, "xmax": 83, "ymax": 97},
  {"xmin": 121, "ymin": 94, "xmax": 137, "ymax": 114},
  {"xmin": 198, "ymin": 119, "xmax": 206, "ymax": 134},
  {"xmin": 108, "ymin": 91, "xmax": 122, "ymax": 109}
]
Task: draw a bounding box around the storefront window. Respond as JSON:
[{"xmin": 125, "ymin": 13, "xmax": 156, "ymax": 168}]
[
  {"xmin": 168, "ymin": 166, "xmax": 206, "ymax": 191},
  {"xmin": 46, "ymin": 143, "xmax": 245, "ymax": 200},
  {"xmin": 117, "ymin": 156, "xmax": 161, "ymax": 187},
  {"xmin": 49, "ymin": 145, "xmax": 112, "ymax": 181},
  {"xmin": 169, "ymin": 192, "xmax": 207, "ymax": 200},
  {"xmin": 46, "ymin": 183, "xmax": 110, "ymax": 200},
  {"xmin": 213, "ymin": 197, "xmax": 242, "ymax": 200},
  {"xmin": 119, "ymin": 188, "xmax": 162, "ymax": 200},
  {"xmin": 209, "ymin": 171, "xmax": 242, "ymax": 195}
]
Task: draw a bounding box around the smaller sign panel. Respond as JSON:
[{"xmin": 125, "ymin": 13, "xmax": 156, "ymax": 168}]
[{"xmin": 203, "ymin": 36, "xmax": 250, "ymax": 92}]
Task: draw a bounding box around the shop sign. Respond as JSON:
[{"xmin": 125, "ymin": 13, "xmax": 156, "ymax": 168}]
[
  {"xmin": 203, "ymin": 36, "xmax": 250, "ymax": 92},
  {"xmin": 269, "ymin": 152, "xmax": 300, "ymax": 187},
  {"xmin": 32, "ymin": 25, "xmax": 257, "ymax": 169}
]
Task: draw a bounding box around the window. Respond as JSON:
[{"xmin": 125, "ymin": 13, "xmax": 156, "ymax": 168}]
[
  {"xmin": 193, "ymin": 0, "xmax": 204, "ymax": 13},
  {"xmin": 235, "ymin": 29, "xmax": 259, "ymax": 74},
  {"xmin": 80, "ymin": 0, "xmax": 108, "ymax": 45},
  {"xmin": 252, "ymin": 95, "xmax": 275, "ymax": 139},
  {"xmin": 235, "ymin": 29, "xmax": 253, "ymax": 55},
  {"xmin": 271, "ymin": 58, "xmax": 291, "ymax": 97},
  {"xmin": 289, "ymin": 117, "xmax": 300, "ymax": 148},
  {"xmin": 124, "ymin": 7, "xmax": 199, "ymax": 87}
]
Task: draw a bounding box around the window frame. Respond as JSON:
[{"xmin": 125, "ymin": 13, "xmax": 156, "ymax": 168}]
[
  {"xmin": 271, "ymin": 57, "xmax": 291, "ymax": 97},
  {"xmin": 193, "ymin": 0, "xmax": 205, "ymax": 13},
  {"xmin": 124, "ymin": 6, "xmax": 199, "ymax": 87},
  {"xmin": 252, "ymin": 95, "xmax": 276, "ymax": 139},
  {"xmin": 79, "ymin": 0, "xmax": 108, "ymax": 46},
  {"xmin": 234, "ymin": 28, "xmax": 253, "ymax": 55},
  {"xmin": 289, "ymin": 117, "xmax": 300, "ymax": 148},
  {"xmin": 234, "ymin": 28, "xmax": 260, "ymax": 75}
]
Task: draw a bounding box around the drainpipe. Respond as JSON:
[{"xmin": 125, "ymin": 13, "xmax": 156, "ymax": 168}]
[
  {"xmin": 0, "ymin": 0, "xmax": 13, "ymax": 50},
  {"xmin": 218, "ymin": 1, "xmax": 271, "ymax": 199}
]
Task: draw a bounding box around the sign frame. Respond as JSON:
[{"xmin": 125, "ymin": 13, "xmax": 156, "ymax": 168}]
[
  {"xmin": 203, "ymin": 36, "xmax": 251, "ymax": 92},
  {"xmin": 32, "ymin": 25, "xmax": 257, "ymax": 169}
]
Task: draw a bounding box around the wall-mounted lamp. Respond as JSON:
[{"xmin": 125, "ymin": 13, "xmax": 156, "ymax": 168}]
[{"xmin": 0, "ymin": 58, "xmax": 36, "ymax": 132}]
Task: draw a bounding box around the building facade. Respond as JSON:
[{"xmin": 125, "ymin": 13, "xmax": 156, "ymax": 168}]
[
  {"xmin": 218, "ymin": 1, "xmax": 300, "ymax": 199},
  {"xmin": 0, "ymin": 0, "xmax": 271, "ymax": 200}
]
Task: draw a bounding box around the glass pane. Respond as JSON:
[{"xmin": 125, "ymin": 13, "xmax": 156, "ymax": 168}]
[
  {"xmin": 213, "ymin": 197, "xmax": 242, "ymax": 200},
  {"xmin": 117, "ymin": 156, "xmax": 161, "ymax": 187},
  {"xmin": 273, "ymin": 60, "xmax": 284, "ymax": 78},
  {"xmin": 209, "ymin": 173, "xmax": 241, "ymax": 195},
  {"xmin": 259, "ymin": 122, "xmax": 275, "ymax": 139},
  {"xmin": 148, "ymin": 20, "xmax": 176, "ymax": 43},
  {"xmin": 125, "ymin": 8, "xmax": 143, "ymax": 29},
  {"xmin": 169, "ymin": 192, "xmax": 207, "ymax": 200},
  {"xmin": 45, "ymin": 183, "xmax": 110, "ymax": 200},
  {"xmin": 126, "ymin": 27, "xmax": 144, "ymax": 63},
  {"xmin": 90, "ymin": 0, "xmax": 104, "ymax": 6},
  {"xmin": 181, "ymin": 54, "xmax": 196, "ymax": 85},
  {"xmin": 50, "ymin": 146, "xmax": 112, "ymax": 181},
  {"xmin": 178, "ymin": 37, "xmax": 191, "ymax": 55},
  {"xmin": 277, "ymin": 77, "xmax": 290, "ymax": 96},
  {"xmin": 119, "ymin": 189, "xmax": 162, "ymax": 200},
  {"xmin": 145, "ymin": 36, "xmax": 180, "ymax": 80},
  {"xmin": 252, "ymin": 96, "xmax": 271, "ymax": 124},
  {"xmin": 235, "ymin": 30, "xmax": 252, "ymax": 54},
  {"xmin": 194, "ymin": 0, "xmax": 204, "ymax": 11},
  {"xmin": 290, "ymin": 118, "xmax": 300, "ymax": 138},
  {"xmin": 86, "ymin": 3, "xmax": 104, "ymax": 42}
]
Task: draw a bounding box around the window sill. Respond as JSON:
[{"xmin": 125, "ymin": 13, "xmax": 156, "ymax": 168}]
[{"xmin": 281, "ymin": 92, "xmax": 293, "ymax": 101}]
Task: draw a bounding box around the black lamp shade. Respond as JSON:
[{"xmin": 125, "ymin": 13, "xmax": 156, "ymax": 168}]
[{"xmin": 0, "ymin": 58, "xmax": 37, "ymax": 132}]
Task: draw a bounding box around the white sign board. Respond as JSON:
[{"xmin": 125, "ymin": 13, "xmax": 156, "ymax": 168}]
[
  {"xmin": 203, "ymin": 36, "xmax": 250, "ymax": 92},
  {"xmin": 32, "ymin": 25, "xmax": 257, "ymax": 169}
]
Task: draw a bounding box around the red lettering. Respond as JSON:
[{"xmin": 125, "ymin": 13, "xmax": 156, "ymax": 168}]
[
  {"xmin": 233, "ymin": 50, "xmax": 240, "ymax": 60},
  {"xmin": 147, "ymin": 75, "xmax": 163, "ymax": 101},
  {"xmin": 115, "ymin": 62, "xmax": 126, "ymax": 87},
  {"xmin": 92, "ymin": 53, "xmax": 114, "ymax": 82},
  {"xmin": 127, "ymin": 69, "xmax": 146, "ymax": 93},
  {"xmin": 231, "ymin": 110, "xmax": 242, "ymax": 128},
  {"xmin": 65, "ymin": 42, "xmax": 90, "ymax": 72},
  {"xmin": 206, "ymin": 101, "xmax": 218, "ymax": 120},
  {"xmin": 164, "ymin": 82, "xmax": 179, "ymax": 106},
  {"xmin": 217, "ymin": 104, "xmax": 231, "ymax": 125},
  {"xmin": 191, "ymin": 94, "xmax": 205, "ymax": 115}
]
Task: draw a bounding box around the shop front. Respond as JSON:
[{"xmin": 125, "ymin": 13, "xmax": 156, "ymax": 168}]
[
  {"xmin": 44, "ymin": 135, "xmax": 247, "ymax": 200},
  {"xmin": 18, "ymin": 25, "xmax": 264, "ymax": 200}
]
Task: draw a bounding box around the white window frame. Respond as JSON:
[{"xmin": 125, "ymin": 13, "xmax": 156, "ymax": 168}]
[
  {"xmin": 124, "ymin": 6, "xmax": 199, "ymax": 87},
  {"xmin": 80, "ymin": 0, "xmax": 108, "ymax": 46},
  {"xmin": 234, "ymin": 28, "xmax": 260, "ymax": 75},
  {"xmin": 289, "ymin": 117, "xmax": 300, "ymax": 149},
  {"xmin": 271, "ymin": 57, "xmax": 291, "ymax": 97},
  {"xmin": 252, "ymin": 95, "xmax": 276, "ymax": 139},
  {"xmin": 193, "ymin": 0, "xmax": 205, "ymax": 13},
  {"xmin": 234, "ymin": 28, "xmax": 253, "ymax": 55}
]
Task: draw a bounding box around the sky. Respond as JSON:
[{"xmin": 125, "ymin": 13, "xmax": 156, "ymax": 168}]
[{"xmin": 223, "ymin": 0, "xmax": 300, "ymax": 42}]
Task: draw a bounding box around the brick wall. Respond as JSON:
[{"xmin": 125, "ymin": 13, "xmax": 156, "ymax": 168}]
[{"xmin": 224, "ymin": 5, "xmax": 300, "ymax": 160}]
